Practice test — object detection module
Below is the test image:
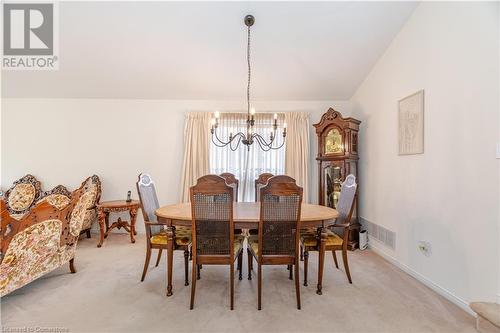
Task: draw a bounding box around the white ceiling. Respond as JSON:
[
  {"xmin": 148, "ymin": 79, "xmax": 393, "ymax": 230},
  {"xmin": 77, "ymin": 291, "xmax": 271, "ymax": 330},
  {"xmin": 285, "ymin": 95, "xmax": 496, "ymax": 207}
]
[{"xmin": 2, "ymin": 1, "xmax": 418, "ymax": 100}]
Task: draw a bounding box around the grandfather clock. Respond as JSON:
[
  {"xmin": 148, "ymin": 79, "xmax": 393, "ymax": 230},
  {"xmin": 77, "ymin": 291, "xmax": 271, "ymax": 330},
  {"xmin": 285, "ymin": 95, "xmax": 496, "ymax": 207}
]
[{"xmin": 314, "ymin": 108, "xmax": 361, "ymax": 250}]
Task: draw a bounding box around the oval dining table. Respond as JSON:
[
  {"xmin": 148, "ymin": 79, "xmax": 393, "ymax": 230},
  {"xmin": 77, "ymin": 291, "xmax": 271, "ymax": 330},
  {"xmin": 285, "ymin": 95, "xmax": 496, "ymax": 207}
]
[{"xmin": 155, "ymin": 202, "xmax": 338, "ymax": 296}]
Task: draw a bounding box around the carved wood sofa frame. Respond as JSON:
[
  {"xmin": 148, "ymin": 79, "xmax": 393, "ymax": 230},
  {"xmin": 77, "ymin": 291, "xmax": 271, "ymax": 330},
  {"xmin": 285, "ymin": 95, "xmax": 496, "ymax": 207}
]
[
  {"xmin": 2, "ymin": 174, "xmax": 101, "ymax": 239},
  {"xmin": 0, "ymin": 175, "xmax": 99, "ymax": 296}
]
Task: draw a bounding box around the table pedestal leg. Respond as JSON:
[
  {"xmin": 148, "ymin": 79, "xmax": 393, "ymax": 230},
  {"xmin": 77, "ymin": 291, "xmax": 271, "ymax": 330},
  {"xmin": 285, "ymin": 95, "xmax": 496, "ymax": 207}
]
[
  {"xmin": 129, "ymin": 208, "xmax": 137, "ymax": 244},
  {"xmin": 97, "ymin": 210, "xmax": 106, "ymax": 248},
  {"xmin": 316, "ymin": 227, "xmax": 327, "ymax": 295},
  {"xmin": 166, "ymin": 226, "xmax": 174, "ymax": 296}
]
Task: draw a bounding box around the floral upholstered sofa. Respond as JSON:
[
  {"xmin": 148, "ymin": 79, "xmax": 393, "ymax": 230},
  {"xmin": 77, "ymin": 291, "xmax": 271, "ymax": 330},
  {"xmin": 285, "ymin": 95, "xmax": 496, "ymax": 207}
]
[
  {"xmin": 78, "ymin": 175, "xmax": 102, "ymax": 238},
  {"xmin": 3, "ymin": 174, "xmax": 43, "ymax": 220},
  {"xmin": 0, "ymin": 175, "xmax": 99, "ymax": 296}
]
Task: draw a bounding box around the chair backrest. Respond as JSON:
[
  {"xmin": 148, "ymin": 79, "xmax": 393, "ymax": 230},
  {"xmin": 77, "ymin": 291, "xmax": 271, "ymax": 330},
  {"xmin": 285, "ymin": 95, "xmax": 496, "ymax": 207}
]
[
  {"xmin": 219, "ymin": 173, "xmax": 239, "ymax": 202},
  {"xmin": 80, "ymin": 175, "xmax": 101, "ymax": 208},
  {"xmin": 335, "ymin": 174, "xmax": 358, "ymax": 225},
  {"xmin": 258, "ymin": 176, "xmax": 303, "ymax": 257},
  {"xmin": 255, "ymin": 173, "xmax": 274, "ymax": 202},
  {"xmin": 4, "ymin": 174, "xmax": 42, "ymax": 216},
  {"xmin": 38, "ymin": 185, "xmax": 72, "ymax": 210},
  {"xmin": 136, "ymin": 173, "xmax": 163, "ymax": 236},
  {"xmin": 68, "ymin": 183, "xmax": 96, "ymax": 241},
  {"xmin": 190, "ymin": 175, "xmax": 234, "ymax": 257}
]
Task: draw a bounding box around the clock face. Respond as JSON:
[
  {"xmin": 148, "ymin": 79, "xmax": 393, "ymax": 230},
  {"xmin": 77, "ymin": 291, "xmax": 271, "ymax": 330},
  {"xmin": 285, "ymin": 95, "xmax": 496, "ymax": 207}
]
[{"xmin": 324, "ymin": 128, "xmax": 343, "ymax": 154}]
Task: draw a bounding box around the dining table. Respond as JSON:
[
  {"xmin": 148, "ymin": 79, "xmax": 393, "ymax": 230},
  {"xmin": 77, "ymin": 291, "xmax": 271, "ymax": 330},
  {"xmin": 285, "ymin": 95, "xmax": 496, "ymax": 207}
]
[{"xmin": 155, "ymin": 202, "xmax": 338, "ymax": 296}]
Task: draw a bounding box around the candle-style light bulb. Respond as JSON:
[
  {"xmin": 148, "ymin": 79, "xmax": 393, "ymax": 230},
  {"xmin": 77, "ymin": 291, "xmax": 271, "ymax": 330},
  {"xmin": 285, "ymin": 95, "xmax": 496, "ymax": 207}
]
[
  {"xmin": 250, "ymin": 108, "xmax": 256, "ymax": 115},
  {"xmin": 211, "ymin": 118, "xmax": 216, "ymax": 127},
  {"xmin": 214, "ymin": 111, "xmax": 220, "ymax": 119},
  {"xmin": 273, "ymin": 113, "xmax": 278, "ymax": 120},
  {"xmin": 284, "ymin": 122, "xmax": 287, "ymax": 129}
]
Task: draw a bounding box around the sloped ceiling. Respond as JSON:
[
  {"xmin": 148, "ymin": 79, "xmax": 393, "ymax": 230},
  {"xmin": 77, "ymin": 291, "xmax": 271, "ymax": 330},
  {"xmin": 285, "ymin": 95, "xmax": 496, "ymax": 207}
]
[{"xmin": 2, "ymin": 1, "xmax": 418, "ymax": 100}]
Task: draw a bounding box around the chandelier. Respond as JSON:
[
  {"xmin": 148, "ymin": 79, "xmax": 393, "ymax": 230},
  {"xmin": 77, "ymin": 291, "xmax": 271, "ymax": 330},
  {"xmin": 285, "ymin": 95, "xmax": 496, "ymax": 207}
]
[{"xmin": 211, "ymin": 15, "xmax": 287, "ymax": 151}]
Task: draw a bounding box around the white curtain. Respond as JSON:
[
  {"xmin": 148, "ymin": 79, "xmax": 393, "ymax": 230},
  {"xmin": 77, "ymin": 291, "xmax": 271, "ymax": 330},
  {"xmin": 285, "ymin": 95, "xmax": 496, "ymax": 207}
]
[
  {"xmin": 180, "ymin": 112, "xmax": 212, "ymax": 202},
  {"xmin": 209, "ymin": 113, "xmax": 286, "ymax": 202},
  {"xmin": 285, "ymin": 112, "xmax": 310, "ymax": 203}
]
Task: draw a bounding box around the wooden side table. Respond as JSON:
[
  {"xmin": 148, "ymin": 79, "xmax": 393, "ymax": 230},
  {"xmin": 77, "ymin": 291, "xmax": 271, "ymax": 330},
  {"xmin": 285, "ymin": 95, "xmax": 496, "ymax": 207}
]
[{"xmin": 97, "ymin": 200, "xmax": 140, "ymax": 248}]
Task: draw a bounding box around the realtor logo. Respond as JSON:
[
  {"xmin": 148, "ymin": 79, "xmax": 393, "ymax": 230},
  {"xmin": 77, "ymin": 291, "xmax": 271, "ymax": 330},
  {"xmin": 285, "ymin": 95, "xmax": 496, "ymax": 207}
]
[{"xmin": 2, "ymin": 2, "xmax": 59, "ymax": 70}]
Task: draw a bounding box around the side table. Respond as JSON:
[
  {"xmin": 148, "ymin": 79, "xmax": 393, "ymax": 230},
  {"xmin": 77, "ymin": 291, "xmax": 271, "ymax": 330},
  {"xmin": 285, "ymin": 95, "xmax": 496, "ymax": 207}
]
[{"xmin": 97, "ymin": 200, "xmax": 140, "ymax": 248}]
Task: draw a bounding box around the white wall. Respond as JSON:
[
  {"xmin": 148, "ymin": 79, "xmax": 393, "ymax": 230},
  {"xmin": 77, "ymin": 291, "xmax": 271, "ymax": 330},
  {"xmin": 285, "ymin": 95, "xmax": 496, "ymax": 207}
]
[
  {"xmin": 350, "ymin": 2, "xmax": 499, "ymax": 308},
  {"xmin": 1, "ymin": 98, "xmax": 351, "ymax": 231},
  {"xmin": 498, "ymin": 2, "xmax": 500, "ymax": 305}
]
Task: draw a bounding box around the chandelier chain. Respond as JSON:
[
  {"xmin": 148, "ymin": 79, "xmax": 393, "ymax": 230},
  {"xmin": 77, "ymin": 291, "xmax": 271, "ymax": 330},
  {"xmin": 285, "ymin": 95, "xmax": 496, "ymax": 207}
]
[
  {"xmin": 247, "ymin": 25, "xmax": 251, "ymax": 116},
  {"xmin": 210, "ymin": 15, "xmax": 286, "ymax": 151}
]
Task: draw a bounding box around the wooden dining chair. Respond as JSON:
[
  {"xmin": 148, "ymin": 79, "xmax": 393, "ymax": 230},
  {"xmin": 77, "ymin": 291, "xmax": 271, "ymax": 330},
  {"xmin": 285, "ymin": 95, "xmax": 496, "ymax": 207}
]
[
  {"xmin": 220, "ymin": 173, "xmax": 238, "ymax": 202},
  {"xmin": 219, "ymin": 172, "xmax": 245, "ymax": 279},
  {"xmin": 136, "ymin": 173, "xmax": 191, "ymax": 287},
  {"xmin": 254, "ymin": 173, "xmax": 274, "ymax": 202},
  {"xmin": 247, "ymin": 175, "xmax": 303, "ymax": 310},
  {"xmin": 246, "ymin": 173, "xmax": 276, "ymax": 274},
  {"xmin": 189, "ymin": 175, "xmax": 244, "ymax": 310},
  {"xmin": 300, "ymin": 174, "xmax": 358, "ymax": 294}
]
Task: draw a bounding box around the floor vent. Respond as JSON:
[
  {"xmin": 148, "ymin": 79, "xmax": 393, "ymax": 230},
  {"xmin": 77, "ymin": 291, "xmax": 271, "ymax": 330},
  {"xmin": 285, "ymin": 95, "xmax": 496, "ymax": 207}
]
[{"xmin": 359, "ymin": 217, "xmax": 396, "ymax": 250}]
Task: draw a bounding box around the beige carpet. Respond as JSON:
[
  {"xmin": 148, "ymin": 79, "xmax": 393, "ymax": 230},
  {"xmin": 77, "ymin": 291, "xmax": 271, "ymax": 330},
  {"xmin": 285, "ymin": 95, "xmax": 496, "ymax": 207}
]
[{"xmin": 1, "ymin": 234, "xmax": 475, "ymax": 332}]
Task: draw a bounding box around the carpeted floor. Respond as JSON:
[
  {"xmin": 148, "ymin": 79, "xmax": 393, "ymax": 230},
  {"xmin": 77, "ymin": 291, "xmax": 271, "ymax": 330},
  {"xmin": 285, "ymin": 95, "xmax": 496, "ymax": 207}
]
[{"xmin": 1, "ymin": 234, "xmax": 475, "ymax": 333}]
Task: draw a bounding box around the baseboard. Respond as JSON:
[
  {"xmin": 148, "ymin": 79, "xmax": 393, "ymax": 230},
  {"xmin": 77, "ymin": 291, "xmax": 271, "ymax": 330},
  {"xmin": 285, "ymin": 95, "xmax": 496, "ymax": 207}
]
[{"xmin": 368, "ymin": 239, "xmax": 475, "ymax": 316}]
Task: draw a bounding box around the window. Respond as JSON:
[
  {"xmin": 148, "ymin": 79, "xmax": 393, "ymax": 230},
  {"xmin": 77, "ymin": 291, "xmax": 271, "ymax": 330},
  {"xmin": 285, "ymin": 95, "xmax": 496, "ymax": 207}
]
[{"xmin": 209, "ymin": 112, "xmax": 285, "ymax": 201}]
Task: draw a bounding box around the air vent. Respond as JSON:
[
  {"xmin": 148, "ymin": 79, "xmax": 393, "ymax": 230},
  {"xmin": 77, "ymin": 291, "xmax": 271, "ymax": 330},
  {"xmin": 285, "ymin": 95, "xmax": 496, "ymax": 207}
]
[{"xmin": 360, "ymin": 217, "xmax": 396, "ymax": 250}]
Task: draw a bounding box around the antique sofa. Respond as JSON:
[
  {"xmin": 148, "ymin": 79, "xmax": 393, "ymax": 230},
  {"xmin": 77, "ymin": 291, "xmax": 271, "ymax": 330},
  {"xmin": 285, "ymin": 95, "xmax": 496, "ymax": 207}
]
[
  {"xmin": 79, "ymin": 175, "xmax": 102, "ymax": 238},
  {"xmin": 2, "ymin": 174, "xmax": 101, "ymax": 238},
  {"xmin": 0, "ymin": 175, "xmax": 99, "ymax": 296}
]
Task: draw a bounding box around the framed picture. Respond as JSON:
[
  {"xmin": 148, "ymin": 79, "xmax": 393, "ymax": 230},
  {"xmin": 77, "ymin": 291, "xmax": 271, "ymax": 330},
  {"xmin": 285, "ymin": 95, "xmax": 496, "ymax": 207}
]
[{"xmin": 398, "ymin": 90, "xmax": 424, "ymax": 155}]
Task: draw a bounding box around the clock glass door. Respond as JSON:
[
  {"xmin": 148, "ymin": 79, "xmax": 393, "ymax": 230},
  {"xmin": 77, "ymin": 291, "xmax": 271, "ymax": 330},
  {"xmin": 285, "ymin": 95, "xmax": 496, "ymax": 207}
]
[{"xmin": 324, "ymin": 164, "xmax": 342, "ymax": 208}]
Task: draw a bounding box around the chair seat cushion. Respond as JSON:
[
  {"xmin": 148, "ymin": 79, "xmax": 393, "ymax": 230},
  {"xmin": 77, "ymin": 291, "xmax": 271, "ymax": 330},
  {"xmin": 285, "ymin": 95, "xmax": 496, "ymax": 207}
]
[
  {"xmin": 248, "ymin": 236, "xmax": 259, "ymax": 256},
  {"xmin": 150, "ymin": 226, "xmax": 192, "ymax": 246},
  {"xmin": 300, "ymin": 229, "xmax": 343, "ymax": 247},
  {"xmin": 234, "ymin": 238, "xmax": 243, "ymax": 255}
]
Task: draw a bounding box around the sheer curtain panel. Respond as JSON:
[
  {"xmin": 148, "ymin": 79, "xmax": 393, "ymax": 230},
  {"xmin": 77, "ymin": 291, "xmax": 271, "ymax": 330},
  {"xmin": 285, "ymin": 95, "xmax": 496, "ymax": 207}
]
[
  {"xmin": 180, "ymin": 112, "xmax": 212, "ymax": 202},
  {"xmin": 285, "ymin": 112, "xmax": 310, "ymax": 202}
]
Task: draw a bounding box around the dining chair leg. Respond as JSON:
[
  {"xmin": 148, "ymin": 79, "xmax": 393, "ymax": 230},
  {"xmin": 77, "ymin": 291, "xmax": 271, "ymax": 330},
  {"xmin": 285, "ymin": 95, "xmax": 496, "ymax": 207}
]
[
  {"xmin": 238, "ymin": 251, "xmax": 243, "ymax": 280},
  {"xmin": 332, "ymin": 250, "xmax": 339, "ymax": 269},
  {"xmin": 167, "ymin": 240, "xmax": 174, "ymax": 296},
  {"xmin": 317, "ymin": 241, "xmax": 326, "ymax": 295},
  {"xmin": 197, "ymin": 264, "xmax": 201, "ymax": 280},
  {"xmin": 184, "ymin": 249, "xmax": 189, "ymax": 286},
  {"xmin": 303, "ymin": 250, "xmax": 309, "ymax": 286},
  {"xmin": 247, "ymin": 248, "xmax": 252, "ymax": 280},
  {"xmin": 342, "ymin": 248, "xmax": 352, "ymax": 284},
  {"xmin": 257, "ymin": 263, "xmax": 262, "ymax": 310},
  {"xmin": 86, "ymin": 229, "xmax": 91, "ymax": 239},
  {"xmin": 300, "ymin": 246, "xmax": 304, "ymax": 261},
  {"xmin": 155, "ymin": 249, "xmax": 163, "ymax": 267},
  {"xmin": 288, "ymin": 265, "xmax": 293, "ymax": 280},
  {"xmin": 190, "ymin": 260, "xmax": 197, "ymax": 310},
  {"xmin": 230, "ymin": 262, "xmax": 235, "ymax": 310},
  {"xmin": 189, "ymin": 248, "xmax": 192, "ymax": 260},
  {"xmin": 294, "ymin": 263, "xmax": 301, "ymax": 310},
  {"xmin": 249, "ymin": 251, "xmax": 253, "ymax": 271},
  {"xmin": 141, "ymin": 247, "xmax": 152, "ymax": 282}
]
